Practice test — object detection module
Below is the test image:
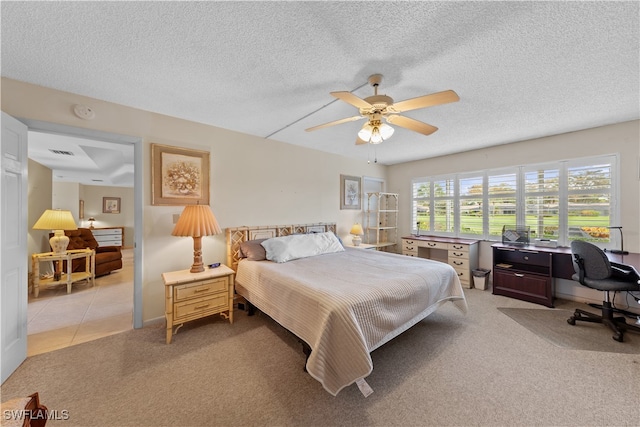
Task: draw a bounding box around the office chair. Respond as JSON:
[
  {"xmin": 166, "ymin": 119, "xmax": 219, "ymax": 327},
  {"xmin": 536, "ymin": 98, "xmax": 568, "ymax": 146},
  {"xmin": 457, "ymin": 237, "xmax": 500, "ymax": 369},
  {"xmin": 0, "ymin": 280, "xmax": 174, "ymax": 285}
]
[{"xmin": 568, "ymin": 240, "xmax": 640, "ymax": 342}]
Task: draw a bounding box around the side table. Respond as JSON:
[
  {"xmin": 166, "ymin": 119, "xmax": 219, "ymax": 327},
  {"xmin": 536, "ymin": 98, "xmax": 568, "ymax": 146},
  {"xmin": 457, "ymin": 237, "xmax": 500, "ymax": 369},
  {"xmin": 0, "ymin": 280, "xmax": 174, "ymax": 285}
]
[
  {"xmin": 162, "ymin": 264, "xmax": 235, "ymax": 344},
  {"xmin": 31, "ymin": 249, "xmax": 95, "ymax": 297},
  {"xmin": 344, "ymin": 243, "xmax": 377, "ymax": 250}
]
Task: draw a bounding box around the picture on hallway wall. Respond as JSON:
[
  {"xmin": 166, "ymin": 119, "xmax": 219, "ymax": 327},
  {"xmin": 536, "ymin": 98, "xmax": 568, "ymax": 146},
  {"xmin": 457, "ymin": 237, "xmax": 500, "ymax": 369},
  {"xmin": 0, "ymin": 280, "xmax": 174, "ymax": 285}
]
[
  {"xmin": 151, "ymin": 143, "xmax": 210, "ymax": 206},
  {"xmin": 103, "ymin": 197, "xmax": 121, "ymax": 214}
]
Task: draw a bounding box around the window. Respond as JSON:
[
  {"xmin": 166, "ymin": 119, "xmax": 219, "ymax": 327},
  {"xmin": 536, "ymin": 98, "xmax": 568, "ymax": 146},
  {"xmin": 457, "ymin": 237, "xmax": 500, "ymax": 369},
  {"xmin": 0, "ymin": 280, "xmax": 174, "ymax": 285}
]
[
  {"xmin": 523, "ymin": 166, "xmax": 560, "ymax": 241},
  {"xmin": 566, "ymin": 161, "xmax": 612, "ymax": 243},
  {"xmin": 410, "ymin": 155, "xmax": 618, "ymax": 246},
  {"xmin": 433, "ymin": 178, "xmax": 455, "ymax": 233},
  {"xmin": 412, "ymin": 180, "xmax": 430, "ymax": 233},
  {"xmin": 487, "ymin": 170, "xmax": 518, "ymax": 238},
  {"xmin": 459, "ymin": 174, "xmax": 483, "ymax": 236}
]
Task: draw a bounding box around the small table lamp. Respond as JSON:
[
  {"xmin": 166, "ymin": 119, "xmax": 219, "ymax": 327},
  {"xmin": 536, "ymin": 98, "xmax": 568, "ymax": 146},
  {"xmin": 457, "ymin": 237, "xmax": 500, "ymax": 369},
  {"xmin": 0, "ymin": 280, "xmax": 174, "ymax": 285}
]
[
  {"xmin": 172, "ymin": 204, "xmax": 222, "ymax": 273},
  {"xmin": 33, "ymin": 209, "xmax": 78, "ymax": 254},
  {"xmin": 87, "ymin": 217, "xmax": 96, "ymax": 229},
  {"xmin": 350, "ymin": 223, "xmax": 364, "ymax": 246},
  {"xmin": 33, "ymin": 209, "xmax": 78, "ymax": 281}
]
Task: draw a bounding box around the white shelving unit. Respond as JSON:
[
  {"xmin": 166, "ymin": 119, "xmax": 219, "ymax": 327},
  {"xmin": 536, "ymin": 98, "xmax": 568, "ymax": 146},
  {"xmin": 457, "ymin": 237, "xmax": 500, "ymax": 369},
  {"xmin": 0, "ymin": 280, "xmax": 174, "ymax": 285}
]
[{"xmin": 365, "ymin": 192, "xmax": 398, "ymax": 251}]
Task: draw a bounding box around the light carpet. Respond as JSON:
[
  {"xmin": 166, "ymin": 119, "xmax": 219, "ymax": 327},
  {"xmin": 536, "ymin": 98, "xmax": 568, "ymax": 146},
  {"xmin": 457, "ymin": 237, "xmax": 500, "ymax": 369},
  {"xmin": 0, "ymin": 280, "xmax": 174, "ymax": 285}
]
[
  {"xmin": 498, "ymin": 307, "xmax": 640, "ymax": 354},
  {"xmin": 3, "ymin": 289, "xmax": 639, "ymax": 426}
]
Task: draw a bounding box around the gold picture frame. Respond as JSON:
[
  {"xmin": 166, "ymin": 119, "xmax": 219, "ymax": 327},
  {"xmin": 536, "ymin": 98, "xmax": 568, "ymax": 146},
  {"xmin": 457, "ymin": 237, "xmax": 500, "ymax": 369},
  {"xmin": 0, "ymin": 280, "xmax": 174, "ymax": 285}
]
[
  {"xmin": 340, "ymin": 174, "xmax": 361, "ymax": 210},
  {"xmin": 151, "ymin": 143, "xmax": 210, "ymax": 206},
  {"xmin": 103, "ymin": 197, "xmax": 121, "ymax": 214}
]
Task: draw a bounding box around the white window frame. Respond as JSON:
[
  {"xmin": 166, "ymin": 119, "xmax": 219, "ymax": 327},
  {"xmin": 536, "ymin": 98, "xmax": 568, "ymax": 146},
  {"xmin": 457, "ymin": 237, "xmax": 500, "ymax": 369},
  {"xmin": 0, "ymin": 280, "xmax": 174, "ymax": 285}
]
[{"xmin": 410, "ymin": 154, "xmax": 619, "ymax": 246}]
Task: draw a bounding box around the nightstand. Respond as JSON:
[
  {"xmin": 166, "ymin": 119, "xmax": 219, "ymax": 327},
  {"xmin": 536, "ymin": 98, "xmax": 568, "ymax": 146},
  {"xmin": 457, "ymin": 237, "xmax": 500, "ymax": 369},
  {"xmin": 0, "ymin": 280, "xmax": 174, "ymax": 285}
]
[
  {"xmin": 31, "ymin": 249, "xmax": 95, "ymax": 297},
  {"xmin": 344, "ymin": 243, "xmax": 377, "ymax": 250},
  {"xmin": 162, "ymin": 264, "xmax": 234, "ymax": 344}
]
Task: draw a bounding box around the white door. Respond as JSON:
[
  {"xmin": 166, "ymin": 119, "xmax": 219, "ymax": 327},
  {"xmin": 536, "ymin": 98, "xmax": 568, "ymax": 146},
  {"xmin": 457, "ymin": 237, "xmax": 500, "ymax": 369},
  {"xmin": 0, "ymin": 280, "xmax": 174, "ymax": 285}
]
[{"xmin": 1, "ymin": 112, "xmax": 28, "ymax": 383}]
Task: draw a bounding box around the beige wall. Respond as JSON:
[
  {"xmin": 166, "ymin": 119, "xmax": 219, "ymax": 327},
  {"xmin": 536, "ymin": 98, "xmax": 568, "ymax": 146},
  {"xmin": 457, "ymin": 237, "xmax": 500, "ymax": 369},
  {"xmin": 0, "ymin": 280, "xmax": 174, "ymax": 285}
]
[
  {"xmin": 7, "ymin": 76, "xmax": 638, "ymax": 319},
  {"xmin": 2, "ymin": 77, "xmax": 387, "ymax": 322},
  {"xmin": 78, "ymin": 184, "xmax": 135, "ymax": 248},
  {"xmin": 27, "ymin": 159, "xmax": 53, "ymax": 256}
]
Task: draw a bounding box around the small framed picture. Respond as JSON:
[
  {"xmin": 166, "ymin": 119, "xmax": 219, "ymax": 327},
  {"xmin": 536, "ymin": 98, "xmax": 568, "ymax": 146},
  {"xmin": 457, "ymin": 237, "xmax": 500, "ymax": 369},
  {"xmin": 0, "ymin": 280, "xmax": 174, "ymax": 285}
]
[
  {"xmin": 151, "ymin": 143, "xmax": 210, "ymax": 206},
  {"xmin": 340, "ymin": 174, "xmax": 361, "ymax": 210},
  {"xmin": 103, "ymin": 197, "xmax": 121, "ymax": 214}
]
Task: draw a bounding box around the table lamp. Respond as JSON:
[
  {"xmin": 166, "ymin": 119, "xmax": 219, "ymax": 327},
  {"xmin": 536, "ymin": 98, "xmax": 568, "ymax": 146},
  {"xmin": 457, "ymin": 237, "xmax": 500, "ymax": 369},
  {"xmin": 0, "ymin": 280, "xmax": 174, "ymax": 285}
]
[
  {"xmin": 88, "ymin": 217, "xmax": 96, "ymax": 229},
  {"xmin": 33, "ymin": 209, "xmax": 78, "ymax": 254},
  {"xmin": 172, "ymin": 204, "xmax": 222, "ymax": 273},
  {"xmin": 350, "ymin": 223, "xmax": 364, "ymax": 246},
  {"xmin": 607, "ymin": 226, "xmax": 628, "ymax": 255}
]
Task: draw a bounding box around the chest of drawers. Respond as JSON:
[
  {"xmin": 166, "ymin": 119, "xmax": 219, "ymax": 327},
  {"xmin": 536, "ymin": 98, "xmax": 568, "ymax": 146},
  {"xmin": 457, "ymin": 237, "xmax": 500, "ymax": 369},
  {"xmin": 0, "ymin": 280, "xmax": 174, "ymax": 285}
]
[
  {"xmin": 402, "ymin": 236, "xmax": 479, "ymax": 288},
  {"xmin": 91, "ymin": 227, "xmax": 124, "ymax": 247},
  {"xmin": 162, "ymin": 264, "xmax": 234, "ymax": 344}
]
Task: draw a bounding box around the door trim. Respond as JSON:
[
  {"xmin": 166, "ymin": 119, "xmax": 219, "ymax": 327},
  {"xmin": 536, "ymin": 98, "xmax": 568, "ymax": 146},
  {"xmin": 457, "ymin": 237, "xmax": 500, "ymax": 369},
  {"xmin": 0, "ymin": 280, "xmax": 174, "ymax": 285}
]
[{"xmin": 17, "ymin": 118, "xmax": 143, "ymax": 329}]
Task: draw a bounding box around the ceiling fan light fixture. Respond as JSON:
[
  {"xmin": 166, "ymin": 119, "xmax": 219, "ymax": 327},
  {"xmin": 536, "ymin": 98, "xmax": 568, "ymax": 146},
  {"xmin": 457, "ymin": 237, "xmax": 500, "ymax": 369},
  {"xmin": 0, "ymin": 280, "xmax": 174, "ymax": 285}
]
[
  {"xmin": 357, "ymin": 123, "xmax": 374, "ymax": 141},
  {"xmin": 379, "ymin": 123, "xmax": 394, "ymax": 139},
  {"xmin": 358, "ymin": 121, "xmax": 394, "ymax": 144}
]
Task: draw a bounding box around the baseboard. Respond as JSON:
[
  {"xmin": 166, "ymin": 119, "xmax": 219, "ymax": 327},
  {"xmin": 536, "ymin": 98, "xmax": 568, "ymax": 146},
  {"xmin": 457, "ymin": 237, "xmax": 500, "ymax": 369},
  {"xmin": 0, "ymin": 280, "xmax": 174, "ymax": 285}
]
[{"xmin": 143, "ymin": 316, "xmax": 165, "ymax": 328}]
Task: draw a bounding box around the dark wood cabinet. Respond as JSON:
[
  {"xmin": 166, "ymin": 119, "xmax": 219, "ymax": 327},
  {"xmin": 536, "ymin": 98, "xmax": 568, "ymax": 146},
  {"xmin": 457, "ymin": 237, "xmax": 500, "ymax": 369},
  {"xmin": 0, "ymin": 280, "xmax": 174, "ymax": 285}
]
[{"xmin": 492, "ymin": 244, "xmax": 554, "ymax": 307}]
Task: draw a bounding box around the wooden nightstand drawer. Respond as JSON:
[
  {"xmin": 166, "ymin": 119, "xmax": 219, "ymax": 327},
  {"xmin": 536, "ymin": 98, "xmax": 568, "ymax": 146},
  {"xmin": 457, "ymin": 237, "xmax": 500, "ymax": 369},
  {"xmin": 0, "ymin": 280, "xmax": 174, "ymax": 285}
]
[
  {"xmin": 174, "ymin": 277, "xmax": 228, "ymax": 301},
  {"xmin": 174, "ymin": 293, "xmax": 228, "ymax": 320}
]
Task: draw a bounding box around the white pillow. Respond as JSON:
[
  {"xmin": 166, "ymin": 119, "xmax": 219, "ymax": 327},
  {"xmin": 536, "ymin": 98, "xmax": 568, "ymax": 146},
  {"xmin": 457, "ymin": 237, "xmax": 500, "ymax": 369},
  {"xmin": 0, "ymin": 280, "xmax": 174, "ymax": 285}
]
[{"xmin": 261, "ymin": 232, "xmax": 345, "ymax": 263}]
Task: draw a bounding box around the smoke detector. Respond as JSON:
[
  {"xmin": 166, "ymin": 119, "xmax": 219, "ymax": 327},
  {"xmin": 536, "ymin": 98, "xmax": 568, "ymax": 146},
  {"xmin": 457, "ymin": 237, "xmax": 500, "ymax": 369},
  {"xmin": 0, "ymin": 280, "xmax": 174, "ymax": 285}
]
[{"xmin": 73, "ymin": 104, "xmax": 95, "ymax": 120}]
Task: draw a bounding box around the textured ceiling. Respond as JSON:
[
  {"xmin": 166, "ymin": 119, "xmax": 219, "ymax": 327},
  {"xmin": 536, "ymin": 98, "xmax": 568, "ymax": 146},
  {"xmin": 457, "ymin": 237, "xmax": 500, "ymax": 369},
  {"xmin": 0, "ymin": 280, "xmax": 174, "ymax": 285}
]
[{"xmin": 2, "ymin": 1, "xmax": 639, "ymax": 177}]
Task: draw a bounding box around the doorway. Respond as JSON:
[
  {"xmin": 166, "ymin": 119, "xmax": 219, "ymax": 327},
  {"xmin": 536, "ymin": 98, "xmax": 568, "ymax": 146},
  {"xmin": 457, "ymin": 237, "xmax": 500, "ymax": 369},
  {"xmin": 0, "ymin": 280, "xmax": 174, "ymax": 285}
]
[{"xmin": 21, "ymin": 119, "xmax": 143, "ymax": 355}]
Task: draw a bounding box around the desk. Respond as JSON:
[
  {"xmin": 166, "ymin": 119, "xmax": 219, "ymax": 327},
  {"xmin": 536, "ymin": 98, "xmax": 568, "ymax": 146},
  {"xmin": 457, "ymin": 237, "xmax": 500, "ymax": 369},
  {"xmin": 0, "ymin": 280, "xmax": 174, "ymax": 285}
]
[
  {"xmin": 492, "ymin": 243, "xmax": 640, "ymax": 307},
  {"xmin": 32, "ymin": 249, "xmax": 95, "ymax": 297},
  {"xmin": 402, "ymin": 236, "xmax": 479, "ymax": 288}
]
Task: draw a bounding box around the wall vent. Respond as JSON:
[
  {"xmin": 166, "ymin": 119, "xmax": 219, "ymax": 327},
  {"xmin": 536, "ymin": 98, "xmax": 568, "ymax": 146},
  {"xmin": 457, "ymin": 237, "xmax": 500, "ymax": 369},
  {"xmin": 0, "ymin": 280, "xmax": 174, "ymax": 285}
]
[{"xmin": 49, "ymin": 149, "xmax": 74, "ymax": 156}]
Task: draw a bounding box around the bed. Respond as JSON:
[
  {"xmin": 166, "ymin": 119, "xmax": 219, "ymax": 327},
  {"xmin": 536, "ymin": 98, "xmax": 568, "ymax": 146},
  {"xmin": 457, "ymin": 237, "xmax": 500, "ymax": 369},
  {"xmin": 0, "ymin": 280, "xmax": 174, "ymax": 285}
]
[{"xmin": 226, "ymin": 223, "xmax": 467, "ymax": 396}]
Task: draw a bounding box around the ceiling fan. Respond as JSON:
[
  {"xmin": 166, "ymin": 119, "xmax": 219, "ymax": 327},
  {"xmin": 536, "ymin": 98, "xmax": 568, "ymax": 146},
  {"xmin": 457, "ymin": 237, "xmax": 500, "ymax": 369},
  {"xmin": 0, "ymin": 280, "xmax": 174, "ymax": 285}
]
[{"xmin": 305, "ymin": 74, "xmax": 459, "ymax": 145}]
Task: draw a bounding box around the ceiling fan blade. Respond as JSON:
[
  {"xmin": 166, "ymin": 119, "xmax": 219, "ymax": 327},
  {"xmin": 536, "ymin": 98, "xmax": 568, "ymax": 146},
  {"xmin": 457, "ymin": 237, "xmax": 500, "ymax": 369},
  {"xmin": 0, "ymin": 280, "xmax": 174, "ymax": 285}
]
[
  {"xmin": 355, "ymin": 136, "xmax": 368, "ymax": 145},
  {"xmin": 392, "ymin": 90, "xmax": 459, "ymax": 113},
  {"xmin": 305, "ymin": 115, "xmax": 364, "ymax": 132},
  {"xmin": 330, "ymin": 91, "xmax": 373, "ymax": 109},
  {"xmin": 387, "ymin": 115, "xmax": 438, "ymax": 136}
]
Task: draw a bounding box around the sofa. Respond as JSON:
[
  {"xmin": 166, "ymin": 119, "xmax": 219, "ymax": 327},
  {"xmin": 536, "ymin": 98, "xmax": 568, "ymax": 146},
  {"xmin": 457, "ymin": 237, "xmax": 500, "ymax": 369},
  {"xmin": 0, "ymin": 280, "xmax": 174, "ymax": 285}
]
[{"xmin": 51, "ymin": 228, "xmax": 123, "ymax": 277}]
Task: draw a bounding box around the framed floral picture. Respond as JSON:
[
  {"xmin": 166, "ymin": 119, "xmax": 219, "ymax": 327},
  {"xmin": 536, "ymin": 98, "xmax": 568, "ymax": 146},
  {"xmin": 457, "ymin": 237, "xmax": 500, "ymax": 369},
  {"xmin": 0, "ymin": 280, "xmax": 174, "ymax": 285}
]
[
  {"xmin": 103, "ymin": 197, "xmax": 121, "ymax": 214},
  {"xmin": 151, "ymin": 143, "xmax": 210, "ymax": 206},
  {"xmin": 340, "ymin": 174, "xmax": 361, "ymax": 210}
]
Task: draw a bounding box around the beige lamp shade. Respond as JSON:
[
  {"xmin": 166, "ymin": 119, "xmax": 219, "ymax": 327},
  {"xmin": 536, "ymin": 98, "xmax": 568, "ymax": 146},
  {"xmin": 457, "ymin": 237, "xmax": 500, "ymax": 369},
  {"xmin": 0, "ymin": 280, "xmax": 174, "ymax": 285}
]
[
  {"xmin": 172, "ymin": 205, "xmax": 222, "ymax": 273},
  {"xmin": 33, "ymin": 209, "xmax": 78, "ymax": 254},
  {"xmin": 350, "ymin": 223, "xmax": 364, "ymax": 246}
]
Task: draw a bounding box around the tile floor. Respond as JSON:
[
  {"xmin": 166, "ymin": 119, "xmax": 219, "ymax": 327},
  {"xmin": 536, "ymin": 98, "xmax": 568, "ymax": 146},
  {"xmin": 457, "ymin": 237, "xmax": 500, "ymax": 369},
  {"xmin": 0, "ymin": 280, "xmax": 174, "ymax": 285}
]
[{"xmin": 27, "ymin": 248, "xmax": 133, "ymax": 356}]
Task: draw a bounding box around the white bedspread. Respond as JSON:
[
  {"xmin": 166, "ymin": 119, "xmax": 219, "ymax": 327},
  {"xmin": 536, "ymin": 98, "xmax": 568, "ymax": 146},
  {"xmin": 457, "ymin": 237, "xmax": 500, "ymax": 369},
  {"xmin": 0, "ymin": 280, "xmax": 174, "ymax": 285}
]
[{"xmin": 234, "ymin": 247, "xmax": 467, "ymax": 396}]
